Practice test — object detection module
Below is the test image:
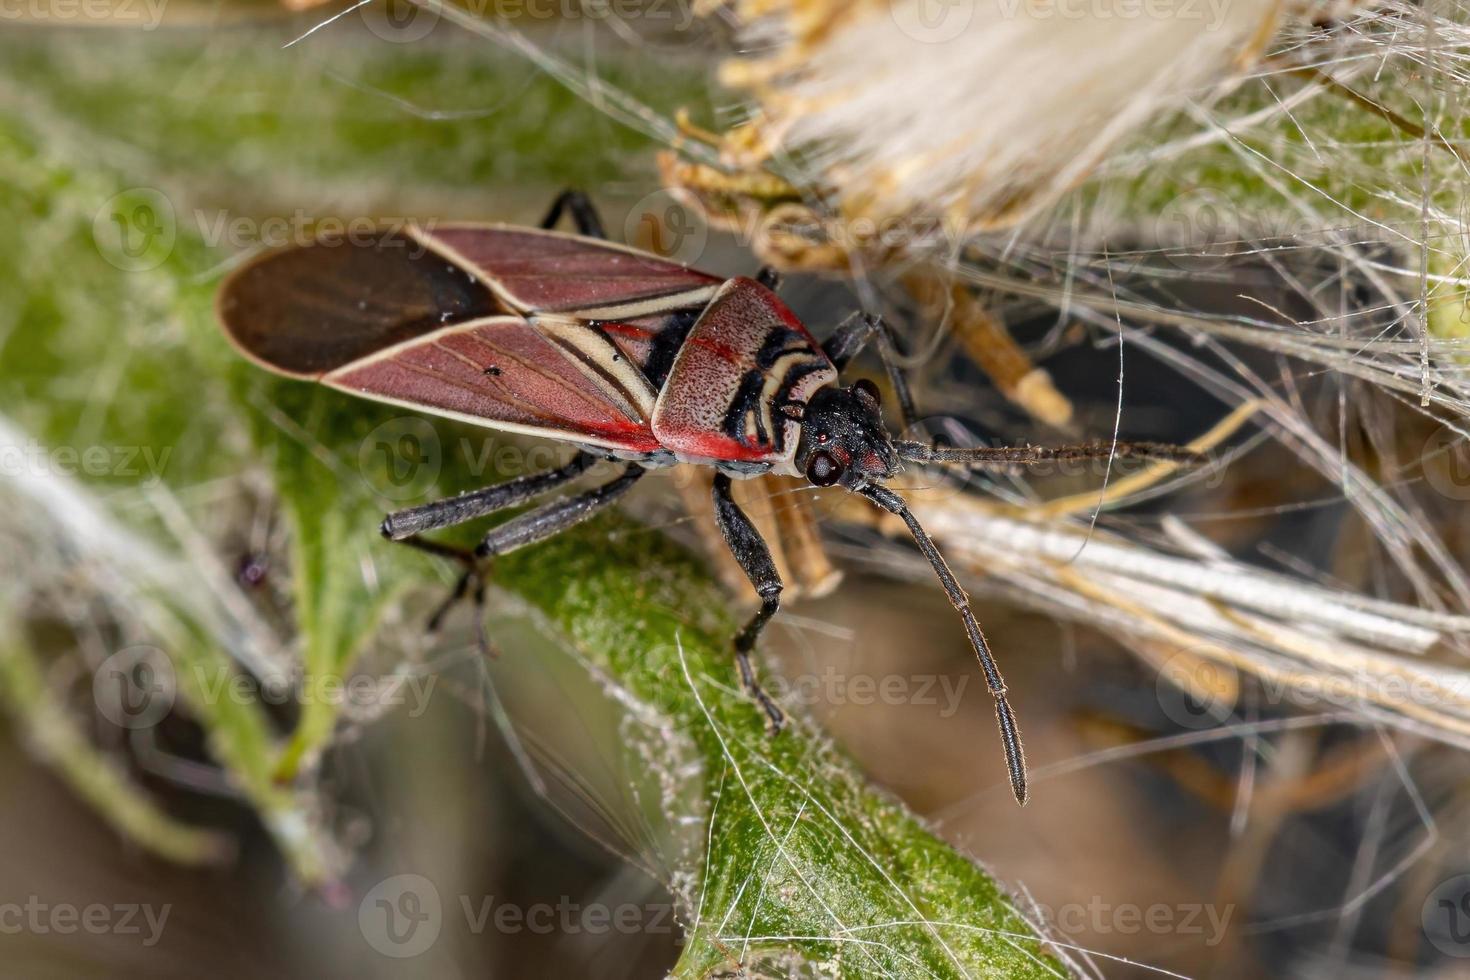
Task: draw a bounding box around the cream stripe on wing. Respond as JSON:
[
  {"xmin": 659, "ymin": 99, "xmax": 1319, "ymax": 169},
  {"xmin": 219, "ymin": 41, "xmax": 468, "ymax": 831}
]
[
  {"xmin": 566, "ymin": 286, "xmax": 720, "ymax": 321},
  {"xmin": 534, "ymin": 318, "xmax": 658, "ymax": 421},
  {"xmin": 320, "ymin": 315, "xmax": 524, "ymax": 377}
]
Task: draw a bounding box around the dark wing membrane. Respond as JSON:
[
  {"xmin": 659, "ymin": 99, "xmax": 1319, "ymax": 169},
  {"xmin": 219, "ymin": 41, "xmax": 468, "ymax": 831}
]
[
  {"xmin": 324, "ymin": 316, "xmax": 663, "ymax": 454},
  {"xmin": 652, "ymin": 277, "xmax": 837, "ymax": 465},
  {"xmin": 217, "ymin": 230, "xmax": 502, "ymax": 378},
  {"xmin": 416, "ymin": 225, "xmax": 723, "ymax": 318}
]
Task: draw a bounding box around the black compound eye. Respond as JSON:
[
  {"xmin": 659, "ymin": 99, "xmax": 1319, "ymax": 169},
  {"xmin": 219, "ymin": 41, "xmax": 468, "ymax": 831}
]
[
  {"xmin": 806, "ymin": 449, "xmax": 844, "ymax": 487},
  {"xmin": 852, "ymin": 378, "xmax": 881, "ymax": 406}
]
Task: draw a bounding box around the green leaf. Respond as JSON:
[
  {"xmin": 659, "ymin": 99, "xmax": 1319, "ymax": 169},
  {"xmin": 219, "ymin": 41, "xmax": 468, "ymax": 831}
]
[{"xmin": 497, "ymin": 527, "xmax": 1063, "ymax": 977}]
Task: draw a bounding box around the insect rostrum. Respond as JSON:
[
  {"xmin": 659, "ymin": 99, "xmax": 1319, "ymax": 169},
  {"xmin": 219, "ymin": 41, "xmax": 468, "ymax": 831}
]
[{"xmin": 216, "ymin": 191, "xmax": 1204, "ymax": 806}]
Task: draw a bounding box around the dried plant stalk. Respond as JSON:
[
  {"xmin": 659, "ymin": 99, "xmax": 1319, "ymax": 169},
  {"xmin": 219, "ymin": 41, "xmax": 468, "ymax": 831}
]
[
  {"xmin": 903, "ymin": 271, "xmax": 1074, "ymax": 428},
  {"xmin": 839, "ymin": 486, "xmax": 1470, "ymax": 748}
]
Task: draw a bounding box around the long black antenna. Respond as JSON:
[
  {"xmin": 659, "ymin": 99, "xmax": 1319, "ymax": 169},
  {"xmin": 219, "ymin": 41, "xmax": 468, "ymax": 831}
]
[
  {"xmin": 858, "ymin": 482, "xmax": 1028, "ymax": 805},
  {"xmin": 894, "ymin": 439, "xmax": 1206, "ymax": 469}
]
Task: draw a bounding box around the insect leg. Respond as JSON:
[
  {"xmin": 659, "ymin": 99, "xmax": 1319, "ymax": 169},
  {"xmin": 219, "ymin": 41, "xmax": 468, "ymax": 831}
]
[
  {"xmin": 474, "ymin": 463, "xmax": 645, "ymax": 557},
  {"xmin": 540, "ymin": 189, "xmax": 607, "ymax": 239},
  {"xmin": 857, "ymin": 481, "xmax": 1028, "ymax": 805},
  {"xmin": 381, "ymin": 452, "xmax": 598, "ymax": 540},
  {"xmin": 755, "ymin": 266, "xmax": 782, "ymax": 291},
  {"xmin": 822, "ymin": 312, "xmax": 920, "ymax": 433},
  {"xmin": 390, "ymin": 534, "xmax": 495, "ymax": 654},
  {"xmin": 711, "ymin": 472, "xmax": 786, "ymax": 734},
  {"xmin": 387, "ymin": 455, "xmax": 636, "ymax": 654}
]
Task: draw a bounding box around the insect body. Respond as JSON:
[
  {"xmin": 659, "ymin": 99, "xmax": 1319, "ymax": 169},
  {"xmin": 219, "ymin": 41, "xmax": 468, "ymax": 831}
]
[{"xmin": 218, "ymin": 192, "xmax": 1201, "ymax": 806}]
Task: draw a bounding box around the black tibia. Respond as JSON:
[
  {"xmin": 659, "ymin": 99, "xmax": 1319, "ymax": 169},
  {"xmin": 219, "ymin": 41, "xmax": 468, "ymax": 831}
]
[
  {"xmin": 386, "ymin": 461, "xmax": 643, "ymax": 655},
  {"xmin": 755, "ymin": 266, "xmax": 782, "ymax": 292},
  {"xmin": 474, "ymin": 464, "xmax": 644, "ymax": 557},
  {"xmin": 540, "ymin": 189, "xmax": 607, "ymax": 239},
  {"xmin": 822, "ymin": 312, "xmax": 920, "ymax": 433},
  {"xmin": 894, "ymin": 440, "xmax": 1208, "ymax": 469},
  {"xmin": 392, "ymin": 534, "xmax": 493, "ymax": 655},
  {"xmin": 380, "ymin": 453, "xmax": 596, "ymax": 541},
  {"xmin": 710, "ymin": 472, "xmax": 786, "ymax": 733},
  {"xmin": 858, "ymin": 482, "xmax": 1029, "ymax": 806}
]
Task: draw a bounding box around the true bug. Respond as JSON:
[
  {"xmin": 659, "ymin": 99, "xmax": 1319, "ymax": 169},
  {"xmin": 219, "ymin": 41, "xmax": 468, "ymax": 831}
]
[{"xmin": 216, "ymin": 191, "xmax": 1202, "ymax": 805}]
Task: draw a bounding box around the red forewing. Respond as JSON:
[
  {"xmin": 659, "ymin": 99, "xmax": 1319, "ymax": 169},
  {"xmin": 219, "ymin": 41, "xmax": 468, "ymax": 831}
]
[
  {"xmin": 324, "ymin": 316, "xmax": 663, "ymax": 453},
  {"xmin": 652, "ymin": 277, "xmax": 837, "ymax": 465},
  {"xmin": 417, "ymin": 225, "xmax": 722, "ymax": 318},
  {"xmin": 217, "ymin": 229, "xmax": 501, "ymax": 378},
  {"xmin": 216, "ymin": 224, "xmax": 762, "ymax": 457}
]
